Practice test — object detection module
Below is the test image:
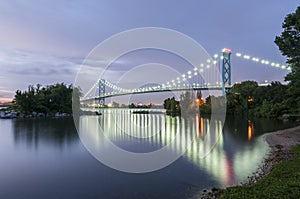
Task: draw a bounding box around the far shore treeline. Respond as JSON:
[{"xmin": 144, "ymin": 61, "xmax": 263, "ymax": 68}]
[
  {"xmin": 12, "ymin": 83, "xmax": 74, "ymax": 115},
  {"xmin": 198, "ymin": 80, "xmax": 299, "ymax": 118},
  {"xmin": 162, "ymin": 79, "xmax": 300, "ymax": 119}
]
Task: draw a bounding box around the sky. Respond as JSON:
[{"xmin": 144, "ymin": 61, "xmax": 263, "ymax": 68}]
[{"xmin": 0, "ymin": 0, "xmax": 299, "ymax": 103}]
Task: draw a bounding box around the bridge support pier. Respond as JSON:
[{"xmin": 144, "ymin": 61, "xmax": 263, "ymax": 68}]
[
  {"xmin": 222, "ymin": 48, "xmax": 232, "ymax": 96},
  {"xmin": 98, "ymin": 79, "xmax": 106, "ymax": 107}
]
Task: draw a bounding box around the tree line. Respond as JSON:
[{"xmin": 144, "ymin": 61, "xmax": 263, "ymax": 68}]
[
  {"xmin": 225, "ymin": 81, "xmax": 294, "ymax": 118},
  {"xmin": 13, "ymin": 83, "xmax": 74, "ymax": 115}
]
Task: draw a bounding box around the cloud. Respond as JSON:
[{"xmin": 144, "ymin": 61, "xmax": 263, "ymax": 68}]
[
  {"xmin": 0, "ymin": 87, "xmax": 15, "ymax": 101},
  {"xmin": 0, "ymin": 49, "xmax": 82, "ymax": 76},
  {"xmin": 0, "ymin": 48, "xmax": 83, "ymax": 98},
  {"xmin": 0, "ymin": 48, "xmax": 134, "ymax": 98}
]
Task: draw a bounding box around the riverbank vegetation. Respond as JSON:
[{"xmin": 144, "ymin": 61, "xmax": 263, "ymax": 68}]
[
  {"xmin": 11, "ymin": 83, "xmax": 74, "ymax": 116},
  {"xmin": 163, "ymin": 80, "xmax": 297, "ymax": 119},
  {"xmin": 198, "ymin": 79, "xmax": 299, "ymax": 119},
  {"xmin": 217, "ymin": 144, "xmax": 300, "ymax": 199},
  {"xmin": 163, "ymin": 97, "xmax": 181, "ymax": 116},
  {"xmin": 226, "ymin": 80, "xmax": 292, "ymax": 118}
]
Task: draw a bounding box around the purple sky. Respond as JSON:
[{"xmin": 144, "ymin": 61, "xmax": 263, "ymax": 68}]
[{"xmin": 0, "ymin": 0, "xmax": 298, "ymax": 102}]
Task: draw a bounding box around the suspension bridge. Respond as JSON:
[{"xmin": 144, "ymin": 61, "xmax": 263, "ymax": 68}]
[{"xmin": 80, "ymin": 48, "xmax": 290, "ymax": 106}]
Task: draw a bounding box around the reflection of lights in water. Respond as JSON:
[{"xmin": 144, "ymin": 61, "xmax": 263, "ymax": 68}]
[
  {"xmin": 233, "ymin": 137, "xmax": 269, "ymax": 183},
  {"xmin": 201, "ymin": 117, "xmax": 204, "ymax": 139},
  {"xmin": 196, "ymin": 114, "xmax": 200, "ymax": 139},
  {"xmin": 247, "ymin": 120, "xmax": 254, "ymax": 141},
  {"xmin": 196, "ymin": 115, "xmax": 205, "ymax": 140},
  {"xmin": 80, "ymin": 110, "xmax": 268, "ymax": 187}
]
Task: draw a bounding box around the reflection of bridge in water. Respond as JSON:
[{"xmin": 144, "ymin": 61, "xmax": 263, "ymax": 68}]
[{"xmin": 80, "ymin": 109, "xmax": 267, "ymax": 187}]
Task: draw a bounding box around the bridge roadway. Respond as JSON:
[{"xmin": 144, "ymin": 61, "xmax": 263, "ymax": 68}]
[{"xmin": 81, "ymin": 85, "xmax": 232, "ymax": 102}]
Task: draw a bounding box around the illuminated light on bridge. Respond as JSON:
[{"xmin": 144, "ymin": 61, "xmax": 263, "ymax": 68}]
[
  {"xmin": 234, "ymin": 51, "xmax": 290, "ymax": 71},
  {"xmin": 243, "ymin": 55, "xmax": 250, "ymax": 59},
  {"xmin": 222, "ymin": 48, "xmax": 232, "ymax": 54}
]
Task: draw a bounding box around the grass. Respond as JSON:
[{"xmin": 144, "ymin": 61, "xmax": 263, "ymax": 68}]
[{"xmin": 218, "ymin": 144, "xmax": 300, "ymax": 199}]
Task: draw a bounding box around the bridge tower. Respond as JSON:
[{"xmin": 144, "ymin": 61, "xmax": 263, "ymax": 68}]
[
  {"xmin": 98, "ymin": 79, "xmax": 106, "ymax": 107},
  {"xmin": 222, "ymin": 48, "xmax": 232, "ymax": 96}
]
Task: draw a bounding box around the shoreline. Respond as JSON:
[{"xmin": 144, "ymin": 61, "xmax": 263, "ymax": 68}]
[
  {"xmin": 242, "ymin": 125, "xmax": 300, "ymax": 185},
  {"xmin": 201, "ymin": 125, "xmax": 300, "ymax": 199}
]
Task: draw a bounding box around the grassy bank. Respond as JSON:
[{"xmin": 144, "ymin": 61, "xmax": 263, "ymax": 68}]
[{"xmin": 217, "ymin": 144, "xmax": 300, "ymax": 199}]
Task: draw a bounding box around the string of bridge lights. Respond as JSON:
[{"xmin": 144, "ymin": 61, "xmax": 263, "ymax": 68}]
[
  {"xmin": 234, "ymin": 52, "xmax": 291, "ymax": 71},
  {"xmin": 83, "ymin": 49, "xmax": 290, "ymax": 99}
]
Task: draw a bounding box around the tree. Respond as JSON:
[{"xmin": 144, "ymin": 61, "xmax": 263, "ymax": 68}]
[
  {"xmin": 275, "ymin": 6, "xmax": 300, "ymax": 113},
  {"xmin": 163, "ymin": 97, "xmax": 180, "ymax": 116},
  {"xmin": 224, "ymin": 81, "xmax": 289, "ymax": 117},
  {"xmin": 275, "ymin": 6, "xmax": 300, "ymax": 70},
  {"xmin": 13, "ymin": 83, "xmax": 74, "ymax": 115}
]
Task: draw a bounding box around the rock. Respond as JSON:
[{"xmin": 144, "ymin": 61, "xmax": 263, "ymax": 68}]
[{"xmin": 211, "ymin": 188, "xmax": 219, "ymax": 192}]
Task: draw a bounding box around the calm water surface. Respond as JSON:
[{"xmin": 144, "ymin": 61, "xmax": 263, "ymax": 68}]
[{"xmin": 0, "ymin": 109, "xmax": 297, "ymax": 199}]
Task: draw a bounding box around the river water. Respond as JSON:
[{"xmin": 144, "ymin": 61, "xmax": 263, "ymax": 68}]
[{"xmin": 0, "ymin": 109, "xmax": 296, "ymax": 199}]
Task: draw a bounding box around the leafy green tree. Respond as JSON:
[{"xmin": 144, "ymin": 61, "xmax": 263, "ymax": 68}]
[
  {"xmin": 225, "ymin": 81, "xmax": 289, "ymax": 117},
  {"xmin": 163, "ymin": 97, "xmax": 180, "ymax": 116},
  {"xmin": 275, "ymin": 6, "xmax": 300, "ymax": 113},
  {"xmin": 13, "ymin": 83, "xmax": 74, "ymax": 115}
]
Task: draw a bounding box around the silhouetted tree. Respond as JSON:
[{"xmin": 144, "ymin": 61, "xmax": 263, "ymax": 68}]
[{"xmin": 275, "ymin": 6, "xmax": 300, "ymax": 113}]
